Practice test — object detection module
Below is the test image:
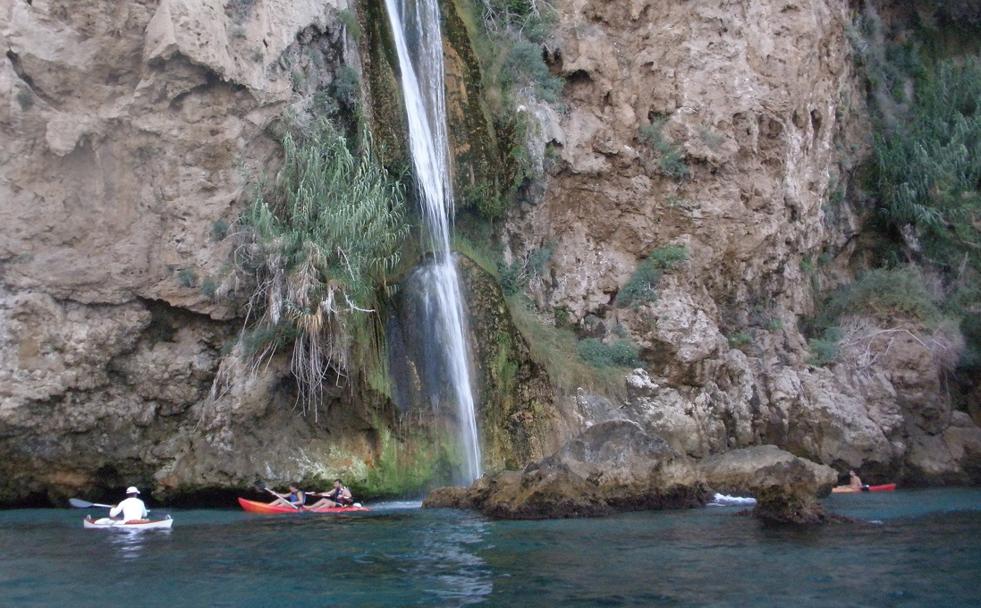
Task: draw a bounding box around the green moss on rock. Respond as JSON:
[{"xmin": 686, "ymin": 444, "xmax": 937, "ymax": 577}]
[
  {"xmin": 456, "ymin": 255, "xmax": 557, "ymax": 471},
  {"xmin": 359, "ymin": 0, "xmax": 409, "ymax": 170}
]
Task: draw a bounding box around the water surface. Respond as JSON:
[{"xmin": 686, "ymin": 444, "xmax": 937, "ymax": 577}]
[{"xmin": 1, "ymin": 490, "xmax": 979, "ymax": 607}]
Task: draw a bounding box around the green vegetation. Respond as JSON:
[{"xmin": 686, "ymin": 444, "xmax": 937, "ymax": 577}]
[
  {"xmin": 506, "ymin": 295, "xmax": 628, "ymax": 397},
  {"xmin": 337, "ymin": 8, "xmax": 362, "ymax": 41},
  {"xmin": 452, "ymin": 0, "xmax": 562, "ymax": 223},
  {"xmin": 498, "ymin": 245, "xmax": 551, "ymax": 295},
  {"xmin": 616, "ymin": 245, "xmax": 688, "ymax": 307},
  {"xmin": 639, "ymin": 118, "xmax": 689, "ymax": 179},
  {"xmin": 819, "ymin": 267, "xmax": 942, "ymax": 326},
  {"xmin": 576, "ymin": 338, "xmax": 642, "ymax": 368},
  {"xmin": 804, "ymin": 266, "xmax": 945, "ymax": 366},
  {"xmin": 330, "ymin": 65, "xmax": 361, "ymax": 112},
  {"xmin": 726, "ymin": 331, "xmax": 752, "ymax": 349},
  {"xmin": 352, "ymin": 428, "xmax": 460, "ymax": 498},
  {"xmin": 476, "ymin": 0, "xmax": 563, "ymax": 103},
  {"xmin": 177, "ymin": 268, "xmax": 197, "ymax": 288},
  {"xmin": 236, "ymin": 119, "xmax": 409, "ymax": 413},
  {"xmin": 15, "ymin": 88, "xmax": 33, "ymax": 111},
  {"xmin": 210, "ymin": 219, "xmax": 229, "ymax": 242},
  {"xmin": 201, "ymin": 277, "xmax": 218, "ymax": 299},
  {"xmin": 871, "ymin": 58, "xmax": 980, "ymax": 273},
  {"xmin": 840, "ymin": 5, "xmax": 980, "ymax": 385},
  {"xmin": 807, "ymin": 327, "xmax": 842, "ymax": 367}
]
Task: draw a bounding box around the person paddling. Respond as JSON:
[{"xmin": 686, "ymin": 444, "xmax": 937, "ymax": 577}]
[
  {"xmin": 307, "ymin": 479, "xmax": 354, "ymax": 509},
  {"xmin": 848, "ymin": 470, "xmax": 864, "ymax": 491},
  {"xmin": 267, "ymin": 484, "xmax": 306, "ymax": 509},
  {"xmin": 109, "ymin": 486, "xmax": 148, "ymax": 522}
]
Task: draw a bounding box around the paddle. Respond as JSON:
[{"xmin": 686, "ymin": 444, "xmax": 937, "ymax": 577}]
[
  {"xmin": 69, "ymin": 498, "xmax": 114, "ymax": 509},
  {"xmin": 255, "ymin": 482, "xmax": 302, "ymax": 510}
]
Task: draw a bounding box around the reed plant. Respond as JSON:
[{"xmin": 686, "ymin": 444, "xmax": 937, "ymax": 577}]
[{"xmin": 234, "ymin": 120, "xmax": 409, "ymax": 416}]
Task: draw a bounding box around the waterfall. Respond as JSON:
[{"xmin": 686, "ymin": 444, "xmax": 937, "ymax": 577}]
[{"xmin": 383, "ymin": 0, "xmax": 482, "ymax": 483}]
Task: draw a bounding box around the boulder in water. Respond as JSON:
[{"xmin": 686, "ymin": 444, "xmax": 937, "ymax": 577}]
[
  {"xmin": 424, "ymin": 420, "xmax": 710, "ymax": 519},
  {"xmin": 698, "ymin": 445, "xmax": 837, "ymax": 497}
]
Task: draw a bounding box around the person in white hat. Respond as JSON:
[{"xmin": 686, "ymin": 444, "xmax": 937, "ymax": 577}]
[{"xmin": 109, "ymin": 486, "xmax": 149, "ymax": 522}]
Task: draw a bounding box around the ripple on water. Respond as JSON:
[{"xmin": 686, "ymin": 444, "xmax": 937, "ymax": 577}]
[{"xmin": 0, "ymin": 489, "xmax": 979, "ymax": 607}]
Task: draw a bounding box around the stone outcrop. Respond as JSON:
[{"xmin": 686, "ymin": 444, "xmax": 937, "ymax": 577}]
[
  {"xmin": 424, "ymin": 420, "xmax": 710, "ymax": 519},
  {"xmin": 424, "ymin": 420, "xmax": 840, "ymax": 521},
  {"xmin": 700, "ymin": 445, "xmax": 837, "ymax": 497},
  {"xmin": 702, "ymin": 445, "xmax": 842, "ymax": 525}
]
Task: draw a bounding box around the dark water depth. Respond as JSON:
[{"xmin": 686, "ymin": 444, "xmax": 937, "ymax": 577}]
[{"xmin": 1, "ymin": 490, "xmax": 979, "ymax": 607}]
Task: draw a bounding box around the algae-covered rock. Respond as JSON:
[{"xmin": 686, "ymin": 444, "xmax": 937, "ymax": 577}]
[{"xmin": 387, "ymin": 255, "xmax": 559, "ymax": 476}]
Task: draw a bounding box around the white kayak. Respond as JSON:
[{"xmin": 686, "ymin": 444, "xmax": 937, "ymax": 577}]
[{"xmin": 83, "ymin": 515, "xmax": 173, "ymax": 530}]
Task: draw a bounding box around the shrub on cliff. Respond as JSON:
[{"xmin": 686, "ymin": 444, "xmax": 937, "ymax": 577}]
[
  {"xmin": 872, "ymin": 57, "xmax": 980, "ymax": 276},
  {"xmin": 616, "ymin": 245, "xmax": 688, "ymax": 308},
  {"xmin": 458, "ymin": 0, "xmax": 561, "ymax": 223},
  {"xmin": 577, "ymin": 338, "xmax": 642, "ymax": 368},
  {"xmin": 639, "ymin": 119, "xmax": 689, "ymax": 180},
  {"xmin": 805, "ymin": 266, "xmax": 947, "ymax": 366},
  {"xmin": 233, "ymin": 120, "xmax": 408, "ymax": 415},
  {"xmin": 477, "ymin": 0, "xmax": 561, "ymax": 102},
  {"xmin": 847, "ymin": 8, "xmax": 979, "ymax": 388}
]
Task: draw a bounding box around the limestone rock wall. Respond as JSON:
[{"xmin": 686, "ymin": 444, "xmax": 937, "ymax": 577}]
[
  {"xmin": 503, "ymin": 0, "xmax": 980, "ymax": 483},
  {"xmin": 0, "ymin": 0, "xmax": 377, "ymax": 504},
  {"xmin": 1, "ymin": 0, "xmax": 977, "ymax": 504}
]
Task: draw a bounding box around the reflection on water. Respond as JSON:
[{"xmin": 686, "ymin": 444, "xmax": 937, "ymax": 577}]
[
  {"xmin": 107, "ymin": 528, "xmax": 172, "ymax": 560},
  {"xmin": 409, "ymin": 516, "xmax": 491, "ymax": 606},
  {"xmin": 0, "ymin": 489, "xmax": 979, "ymax": 607}
]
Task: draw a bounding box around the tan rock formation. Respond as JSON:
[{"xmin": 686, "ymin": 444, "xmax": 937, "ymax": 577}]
[
  {"xmin": 0, "ymin": 0, "xmax": 976, "ymax": 504},
  {"xmin": 502, "ymin": 0, "xmax": 980, "ymax": 483},
  {"xmin": 0, "ymin": 0, "xmax": 378, "ymax": 503}
]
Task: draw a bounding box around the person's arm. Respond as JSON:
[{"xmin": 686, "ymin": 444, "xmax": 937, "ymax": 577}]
[{"xmin": 109, "ymin": 503, "xmax": 123, "ymax": 518}]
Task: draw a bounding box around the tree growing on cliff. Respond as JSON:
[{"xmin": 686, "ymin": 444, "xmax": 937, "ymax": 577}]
[{"xmin": 225, "ymin": 120, "xmax": 408, "ymax": 417}]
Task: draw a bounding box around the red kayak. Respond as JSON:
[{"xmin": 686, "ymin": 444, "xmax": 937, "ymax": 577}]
[
  {"xmin": 832, "ymin": 483, "xmax": 897, "ymax": 494},
  {"xmin": 237, "ymin": 497, "xmax": 370, "ymax": 514}
]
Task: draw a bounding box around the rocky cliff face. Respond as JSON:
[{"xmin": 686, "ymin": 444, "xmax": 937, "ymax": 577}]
[
  {"xmin": 1, "ymin": 0, "xmax": 977, "ymax": 505},
  {"xmin": 0, "ymin": 0, "xmax": 388, "ymax": 504},
  {"xmin": 0, "ymin": 0, "xmax": 555, "ymax": 504},
  {"xmin": 503, "ymin": 0, "xmax": 980, "ymax": 483}
]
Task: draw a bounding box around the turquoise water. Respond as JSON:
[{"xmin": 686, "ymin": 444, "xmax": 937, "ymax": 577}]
[{"xmin": 1, "ymin": 490, "xmax": 979, "ymax": 607}]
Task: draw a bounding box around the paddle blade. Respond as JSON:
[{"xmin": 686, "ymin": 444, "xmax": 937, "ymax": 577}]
[{"xmin": 69, "ymin": 498, "xmax": 113, "ymax": 508}]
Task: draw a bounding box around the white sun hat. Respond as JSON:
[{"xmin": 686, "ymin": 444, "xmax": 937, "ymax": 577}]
[{"xmin": 126, "ymin": 486, "xmax": 140, "ymax": 495}]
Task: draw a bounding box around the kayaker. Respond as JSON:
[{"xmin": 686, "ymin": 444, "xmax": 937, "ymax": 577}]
[
  {"xmin": 109, "ymin": 486, "xmax": 148, "ymax": 521},
  {"xmin": 268, "ymin": 484, "xmax": 306, "ymax": 509},
  {"xmin": 307, "ymin": 479, "xmax": 354, "ymax": 509},
  {"xmin": 848, "ymin": 470, "xmax": 864, "ymax": 490}
]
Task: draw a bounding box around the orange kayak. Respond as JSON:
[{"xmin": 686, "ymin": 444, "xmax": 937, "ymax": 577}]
[
  {"xmin": 237, "ymin": 497, "xmax": 370, "ymax": 514},
  {"xmin": 831, "ymin": 483, "xmax": 897, "ymax": 494}
]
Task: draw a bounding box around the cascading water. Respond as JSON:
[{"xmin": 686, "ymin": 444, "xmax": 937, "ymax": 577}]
[{"xmin": 384, "ymin": 0, "xmax": 482, "ymax": 482}]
